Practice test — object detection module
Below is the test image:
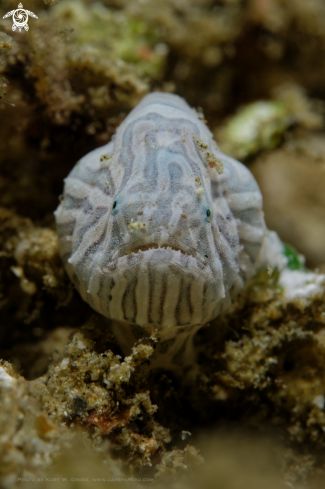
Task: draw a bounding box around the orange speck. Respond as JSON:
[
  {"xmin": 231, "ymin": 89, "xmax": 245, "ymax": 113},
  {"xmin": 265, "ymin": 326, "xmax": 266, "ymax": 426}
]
[
  {"xmin": 87, "ymin": 408, "xmax": 131, "ymax": 435},
  {"xmin": 35, "ymin": 413, "xmax": 55, "ymax": 435},
  {"xmin": 137, "ymin": 46, "xmax": 152, "ymax": 61}
]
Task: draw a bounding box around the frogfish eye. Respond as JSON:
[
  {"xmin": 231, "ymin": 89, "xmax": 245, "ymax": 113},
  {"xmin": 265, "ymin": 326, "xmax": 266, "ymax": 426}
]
[
  {"xmin": 206, "ymin": 209, "xmax": 211, "ymax": 218},
  {"xmin": 112, "ymin": 200, "xmax": 117, "ymax": 210}
]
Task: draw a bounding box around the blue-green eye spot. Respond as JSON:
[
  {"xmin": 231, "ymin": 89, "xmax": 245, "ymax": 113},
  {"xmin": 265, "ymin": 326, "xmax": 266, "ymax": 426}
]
[
  {"xmin": 205, "ymin": 207, "xmax": 212, "ymax": 223},
  {"xmin": 112, "ymin": 200, "xmax": 117, "ymax": 210}
]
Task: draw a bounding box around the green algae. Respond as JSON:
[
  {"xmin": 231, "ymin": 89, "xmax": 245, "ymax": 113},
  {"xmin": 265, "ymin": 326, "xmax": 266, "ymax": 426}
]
[
  {"xmin": 283, "ymin": 243, "xmax": 306, "ymax": 271},
  {"xmin": 217, "ymin": 100, "xmax": 291, "ymax": 161},
  {"xmin": 52, "ymin": 1, "xmax": 167, "ymax": 78},
  {"xmin": 216, "ymin": 84, "xmax": 324, "ymax": 161}
]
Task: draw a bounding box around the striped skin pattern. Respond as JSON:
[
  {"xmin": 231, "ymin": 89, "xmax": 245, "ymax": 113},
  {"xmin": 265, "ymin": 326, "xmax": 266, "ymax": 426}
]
[{"xmin": 55, "ymin": 92, "xmax": 267, "ymax": 344}]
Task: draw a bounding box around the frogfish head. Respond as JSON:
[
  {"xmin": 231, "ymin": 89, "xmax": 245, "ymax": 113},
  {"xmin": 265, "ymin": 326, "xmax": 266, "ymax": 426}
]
[{"xmin": 55, "ymin": 92, "xmax": 267, "ymax": 331}]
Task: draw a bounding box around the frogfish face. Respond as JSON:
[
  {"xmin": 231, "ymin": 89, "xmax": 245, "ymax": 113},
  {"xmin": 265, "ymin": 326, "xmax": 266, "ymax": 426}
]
[{"xmin": 55, "ymin": 92, "xmax": 267, "ymax": 330}]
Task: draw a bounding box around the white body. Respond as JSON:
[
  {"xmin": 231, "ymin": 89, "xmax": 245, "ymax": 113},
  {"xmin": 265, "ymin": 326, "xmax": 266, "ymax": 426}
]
[{"xmin": 55, "ymin": 93, "xmax": 268, "ymax": 340}]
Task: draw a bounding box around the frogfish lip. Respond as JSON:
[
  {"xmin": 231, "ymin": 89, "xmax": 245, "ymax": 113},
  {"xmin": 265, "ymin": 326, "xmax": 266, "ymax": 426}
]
[
  {"xmin": 110, "ymin": 240, "xmax": 209, "ymax": 268},
  {"xmin": 93, "ymin": 238, "xmax": 218, "ymax": 329}
]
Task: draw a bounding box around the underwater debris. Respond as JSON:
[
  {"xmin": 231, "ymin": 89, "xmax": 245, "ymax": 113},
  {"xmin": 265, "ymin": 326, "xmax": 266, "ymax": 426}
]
[
  {"xmin": 2, "ymin": 262, "xmax": 325, "ymax": 487},
  {"xmin": 128, "ymin": 218, "xmax": 147, "ymax": 232},
  {"xmin": 216, "ymin": 84, "xmax": 324, "ymax": 161},
  {"xmin": 192, "ymin": 134, "xmax": 224, "ymax": 174},
  {"xmin": 0, "ymin": 0, "xmax": 166, "ymax": 133},
  {"xmin": 100, "ymin": 153, "xmax": 112, "ymax": 162},
  {"xmin": 216, "ymin": 100, "xmax": 291, "ymax": 161},
  {"xmin": 0, "ymin": 361, "xmax": 73, "ymax": 488}
]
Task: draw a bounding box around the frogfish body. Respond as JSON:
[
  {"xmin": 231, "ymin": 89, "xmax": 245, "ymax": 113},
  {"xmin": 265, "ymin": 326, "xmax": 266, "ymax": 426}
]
[{"xmin": 55, "ymin": 92, "xmax": 270, "ymax": 335}]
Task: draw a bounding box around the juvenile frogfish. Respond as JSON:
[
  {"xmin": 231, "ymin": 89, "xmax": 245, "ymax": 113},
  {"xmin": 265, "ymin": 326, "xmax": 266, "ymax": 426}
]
[{"xmin": 55, "ymin": 92, "xmax": 281, "ymax": 351}]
